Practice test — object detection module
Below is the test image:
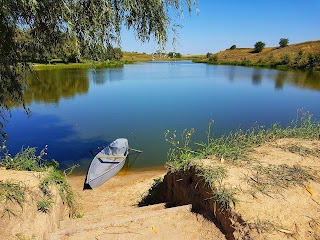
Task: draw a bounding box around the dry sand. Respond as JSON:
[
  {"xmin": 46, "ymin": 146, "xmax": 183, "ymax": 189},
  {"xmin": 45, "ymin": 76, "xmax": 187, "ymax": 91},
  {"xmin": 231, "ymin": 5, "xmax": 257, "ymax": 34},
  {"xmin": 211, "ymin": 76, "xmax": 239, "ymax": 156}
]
[{"xmin": 57, "ymin": 168, "xmax": 226, "ymax": 239}]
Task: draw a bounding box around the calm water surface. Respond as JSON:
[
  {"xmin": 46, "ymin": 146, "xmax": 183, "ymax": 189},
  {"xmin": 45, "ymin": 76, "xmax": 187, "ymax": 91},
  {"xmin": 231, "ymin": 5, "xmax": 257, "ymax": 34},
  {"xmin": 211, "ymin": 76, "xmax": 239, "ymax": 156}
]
[{"xmin": 5, "ymin": 61, "xmax": 320, "ymax": 172}]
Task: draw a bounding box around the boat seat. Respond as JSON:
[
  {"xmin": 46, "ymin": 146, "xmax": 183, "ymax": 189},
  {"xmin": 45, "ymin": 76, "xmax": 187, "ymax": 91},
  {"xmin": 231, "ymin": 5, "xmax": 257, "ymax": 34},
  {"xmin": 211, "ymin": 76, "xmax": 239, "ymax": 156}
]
[{"xmin": 97, "ymin": 158, "xmax": 120, "ymax": 164}]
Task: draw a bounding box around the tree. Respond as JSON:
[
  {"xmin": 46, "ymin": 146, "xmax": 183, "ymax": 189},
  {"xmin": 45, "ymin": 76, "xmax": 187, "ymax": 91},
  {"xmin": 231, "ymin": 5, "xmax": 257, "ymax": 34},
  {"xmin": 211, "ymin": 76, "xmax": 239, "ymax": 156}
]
[
  {"xmin": 279, "ymin": 38, "xmax": 289, "ymax": 48},
  {"xmin": 168, "ymin": 52, "xmax": 181, "ymax": 58},
  {"xmin": 0, "ymin": 0, "xmax": 198, "ymax": 138},
  {"xmin": 206, "ymin": 52, "xmax": 212, "ymax": 58},
  {"xmin": 209, "ymin": 55, "xmax": 218, "ymax": 63},
  {"xmin": 113, "ymin": 48, "xmax": 123, "ymax": 61},
  {"xmin": 253, "ymin": 41, "xmax": 266, "ymax": 53},
  {"xmin": 230, "ymin": 45, "xmax": 236, "ymax": 50}
]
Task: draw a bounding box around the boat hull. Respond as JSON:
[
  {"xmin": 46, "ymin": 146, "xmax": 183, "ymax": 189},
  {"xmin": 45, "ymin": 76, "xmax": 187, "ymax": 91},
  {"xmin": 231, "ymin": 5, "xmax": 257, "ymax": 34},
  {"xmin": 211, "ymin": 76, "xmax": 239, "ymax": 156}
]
[{"xmin": 86, "ymin": 138, "xmax": 129, "ymax": 189}]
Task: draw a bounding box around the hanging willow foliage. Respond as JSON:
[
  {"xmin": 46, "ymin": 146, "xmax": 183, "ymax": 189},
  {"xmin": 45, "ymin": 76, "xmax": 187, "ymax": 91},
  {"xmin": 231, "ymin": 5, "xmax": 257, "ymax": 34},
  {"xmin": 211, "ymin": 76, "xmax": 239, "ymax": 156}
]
[{"xmin": 0, "ymin": 0, "xmax": 198, "ymax": 138}]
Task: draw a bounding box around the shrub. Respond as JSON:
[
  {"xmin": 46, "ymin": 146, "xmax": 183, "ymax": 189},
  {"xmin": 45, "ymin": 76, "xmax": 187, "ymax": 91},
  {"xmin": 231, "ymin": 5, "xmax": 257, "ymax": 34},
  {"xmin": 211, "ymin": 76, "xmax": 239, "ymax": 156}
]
[
  {"xmin": 280, "ymin": 53, "xmax": 292, "ymax": 65},
  {"xmin": 206, "ymin": 52, "xmax": 212, "ymax": 58},
  {"xmin": 307, "ymin": 53, "xmax": 320, "ymax": 69},
  {"xmin": 253, "ymin": 41, "xmax": 266, "ymax": 53},
  {"xmin": 168, "ymin": 52, "xmax": 181, "ymax": 58},
  {"xmin": 279, "ymin": 38, "xmax": 289, "ymax": 48},
  {"xmin": 294, "ymin": 50, "xmax": 304, "ymax": 65},
  {"xmin": 241, "ymin": 59, "xmax": 252, "ymax": 66},
  {"xmin": 209, "ymin": 55, "xmax": 218, "ymax": 63},
  {"xmin": 230, "ymin": 45, "xmax": 236, "ymax": 50}
]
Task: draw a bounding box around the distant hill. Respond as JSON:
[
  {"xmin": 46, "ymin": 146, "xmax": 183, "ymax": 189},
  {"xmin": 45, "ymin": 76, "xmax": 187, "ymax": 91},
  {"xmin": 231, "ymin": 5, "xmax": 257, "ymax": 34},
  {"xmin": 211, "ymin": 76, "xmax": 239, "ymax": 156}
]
[{"xmin": 197, "ymin": 40, "xmax": 320, "ymax": 70}]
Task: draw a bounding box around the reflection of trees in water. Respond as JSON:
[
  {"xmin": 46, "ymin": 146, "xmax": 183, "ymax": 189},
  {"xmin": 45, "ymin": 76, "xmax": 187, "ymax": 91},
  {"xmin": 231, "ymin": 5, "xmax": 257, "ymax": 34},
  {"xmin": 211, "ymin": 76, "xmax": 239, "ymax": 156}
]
[
  {"xmin": 90, "ymin": 68, "xmax": 124, "ymax": 85},
  {"xmin": 251, "ymin": 69, "xmax": 262, "ymax": 85},
  {"xmin": 227, "ymin": 66, "xmax": 320, "ymax": 91},
  {"xmin": 2, "ymin": 69, "xmax": 89, "ymax": 138},
  {"xmin": 274, "ymin": 72, "xmax": 287, "ymax": 89},
  {"xmin": 22, "ymin": 69, "xmax": 89, "ymax": 104},
  {"xmin": 228, "ymin": 66, "xmax": 235, "ymax": 82},
  {"xmin": 273, "ymin": 70, "xmax": 320, "ymax": 91}
]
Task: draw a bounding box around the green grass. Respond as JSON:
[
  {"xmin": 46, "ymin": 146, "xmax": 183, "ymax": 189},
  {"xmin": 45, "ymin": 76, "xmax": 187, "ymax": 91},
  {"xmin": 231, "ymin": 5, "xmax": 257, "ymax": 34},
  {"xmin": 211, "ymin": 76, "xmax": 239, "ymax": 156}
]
[
  {"xmin": 0, "ymin": 147, "xmax": 41, "ymax": 171},
  {"xmin": 37, "ymin": 196, "xmax": 54, "ymax": 213},
  {"xmin": 197, "ymin": 166, "xmax": 228, "ymax": 188},
  {"xmin": 33, "ymin": 60, "xmax": 124, "ymax": 71},
  {"xmin": 0, "ymin": 181, "xmax": 26, "ymax": 217},
  {"xmin": 39, "ymin": 167, "xmax": 79, "ymax": 217},
  {"xmin": 198, "ymin": 166, "xmax": 236, "ymax": 212},
  {"xmin": 212, "ymin": 186, "xmax": 237, "ymax": 212}
]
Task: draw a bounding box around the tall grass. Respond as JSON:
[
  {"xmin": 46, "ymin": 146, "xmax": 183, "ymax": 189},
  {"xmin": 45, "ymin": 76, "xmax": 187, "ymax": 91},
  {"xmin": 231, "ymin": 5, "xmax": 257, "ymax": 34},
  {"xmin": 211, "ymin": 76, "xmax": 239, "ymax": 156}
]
[
  {"xmin": 163, "ymin": 110, "xmax": 320, "ymax": 211},
  {"xmin": 165, "ymin": 110, "xmax": 320, "ymax": 171}
]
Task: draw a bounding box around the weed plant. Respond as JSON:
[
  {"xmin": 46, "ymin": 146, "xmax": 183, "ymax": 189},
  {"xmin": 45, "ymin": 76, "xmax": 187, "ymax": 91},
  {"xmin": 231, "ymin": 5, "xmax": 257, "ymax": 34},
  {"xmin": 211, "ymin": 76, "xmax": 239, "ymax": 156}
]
[
  {"xmin": 39, "ymin": 166, "xmax": 79, "ymax": 217},
  {"xmin": 0, "ymin": 181, "xmax": 26, "ymax": 217},
  {"xmin": 197, "ymin": 166, "xmax": 228, "ymax": 188},
  {"xmin": 37, "ymin": 196, "xmax": 54, "ymax": 213},
  {"xmin": 198, "ymin": 166, "xmax": 236, "ymax": 211}
]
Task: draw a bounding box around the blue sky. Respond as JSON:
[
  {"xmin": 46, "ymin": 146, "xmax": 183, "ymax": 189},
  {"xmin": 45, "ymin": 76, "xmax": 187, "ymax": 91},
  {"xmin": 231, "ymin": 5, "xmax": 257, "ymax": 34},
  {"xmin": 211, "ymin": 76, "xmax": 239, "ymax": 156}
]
[{"xmin": 120, "ymin": 0, "xmax": 320, "ymax": 54}]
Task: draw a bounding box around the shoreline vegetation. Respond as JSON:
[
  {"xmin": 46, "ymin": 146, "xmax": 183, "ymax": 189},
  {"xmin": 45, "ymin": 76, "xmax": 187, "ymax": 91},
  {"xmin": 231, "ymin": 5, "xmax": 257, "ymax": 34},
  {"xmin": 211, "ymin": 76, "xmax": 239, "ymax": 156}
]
[
  {"xmin": 33, "ymin": 60, "xmax": 127, "ymax": 71},
  {"xmin": 30, "ymin": 40, "xmax": 320, "ymax": 72}
]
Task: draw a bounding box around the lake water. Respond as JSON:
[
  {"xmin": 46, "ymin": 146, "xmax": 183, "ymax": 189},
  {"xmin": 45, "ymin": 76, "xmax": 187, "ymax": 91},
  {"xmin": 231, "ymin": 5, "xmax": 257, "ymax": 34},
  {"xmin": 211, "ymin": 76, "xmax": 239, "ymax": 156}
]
[{"xmin": 4, "ymin": 61, "xmax": 320, "ymax": 173}]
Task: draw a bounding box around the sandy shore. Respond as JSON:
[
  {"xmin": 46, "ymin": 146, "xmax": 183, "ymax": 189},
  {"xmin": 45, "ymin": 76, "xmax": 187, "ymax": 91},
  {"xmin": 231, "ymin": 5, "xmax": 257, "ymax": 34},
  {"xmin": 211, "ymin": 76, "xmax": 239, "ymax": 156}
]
[
  {"xmin": 59, "ymin": 167, "xmax": 225, "ymax": 240},
  {"xmin": 67, "ymin": 167, "xmax": 167, "ymax": 217}
]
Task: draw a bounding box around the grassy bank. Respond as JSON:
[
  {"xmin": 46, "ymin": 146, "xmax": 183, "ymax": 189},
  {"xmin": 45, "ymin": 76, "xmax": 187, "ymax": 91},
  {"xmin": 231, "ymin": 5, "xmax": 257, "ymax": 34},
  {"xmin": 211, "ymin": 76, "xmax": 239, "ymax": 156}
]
[
  {"xmin": 196, "ymin": 40, "xmax": 320, "ymax": 71},
  {"xmin": 160, "ymin": 111, "xmax": 320, "ymax": 210},
  {"xmin": 32, "ymin": 53, "xmax": 205, "ymax": 69},
  {"xmin": 165, "ymin": 111, "xmax": 320, "ymax": 171},
  {"xmin": 33, "ymin": 60, "xmax": 126, "ymax": 71},
  {"xmin": 0, "ymin": 144, "xmax": 79, "ymax": 217}
]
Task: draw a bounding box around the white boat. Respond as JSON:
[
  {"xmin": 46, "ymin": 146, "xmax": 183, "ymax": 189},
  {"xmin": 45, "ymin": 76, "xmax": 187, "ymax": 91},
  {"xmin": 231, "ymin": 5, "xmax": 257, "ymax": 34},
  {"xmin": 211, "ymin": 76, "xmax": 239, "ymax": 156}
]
[{"xmin": 85, "ymin": 138, "xmax": 129, "ymax": 189}]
